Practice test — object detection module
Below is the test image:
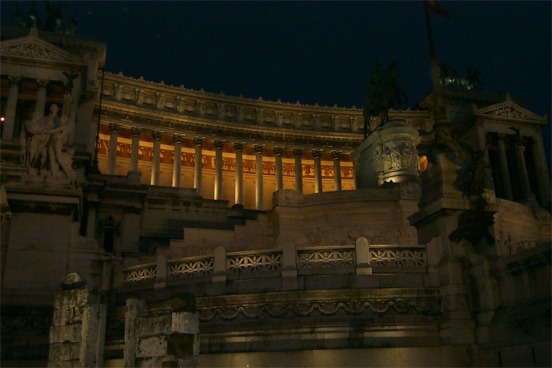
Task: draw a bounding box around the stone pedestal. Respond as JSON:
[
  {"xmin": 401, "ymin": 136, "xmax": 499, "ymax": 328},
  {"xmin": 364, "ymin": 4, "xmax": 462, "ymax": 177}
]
[
  {"xmin": 351, "ymin": 120, "xmax": 421, "ymax": 189},
  {"xmin": 48, "ymin": 273, "xmax": 106, "ymax": 368}
]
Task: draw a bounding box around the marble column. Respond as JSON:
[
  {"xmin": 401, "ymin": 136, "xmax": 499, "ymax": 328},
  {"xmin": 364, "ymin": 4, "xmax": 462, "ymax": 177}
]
[
  {"xmin": 108, "ymin": 124, "xmax": 119, "ymax": 175},
  {"xmin": 33, "ymin": 80, "xmax": 48, "ymax": 121},
  {"xmin": 172, "ymin": 134, "xmax": 183, "ymax": 187},
  {"xmin": 515, "ymin": 141, "xmax": 534, "ymax": 202},
  {"xmin": 150, "ymin": 131, "xmax": 161, "ymax": 186},
  {"xmin": 214, "ymin": 140, "xmax": 224, "ymax": 200},
  {"xmin": 194, "ymin": 137, "xmax": 203, "ymax": 195},
  {"xmin": 2, "ymin": 77, "xmax": 20, "ymax": 140},
  {"xmin": 234, "ymin": 143, "xmax": 244, "ymax": 205},
  {"xmin": 313, "ymin": 149, "xmax": 323, "ymax": 193},
  {"xmin": 332, "ymin": 151, "xmax": 342, "ymax": 191},
  {"xmin": 255, "ymin": 145, "xmax": 264, "ymax": 210},
  {"xmin": 531, "ymin": 131, "xmax": 551, "ymax": 206},
  {"xmin": 293, "ymin": 148, "xmax": 303, "ymax": 193},
  {"xmin": 477, "ymin": 124, "xmax": 494, "ymax": 191},
  {"xmin": 274, "ymin": 147, "xmax": 284, "ymax": 191},
  {"xmin": 63, "ymin": 73, "xmax": 80, "ymax": 145},
  {"xmin": 497, "ymin": 133, "xmax": 513, "ymax": 200},
  {"xmin": 129, "ymin": 127, "xmax": 141, "ymax": 173}
]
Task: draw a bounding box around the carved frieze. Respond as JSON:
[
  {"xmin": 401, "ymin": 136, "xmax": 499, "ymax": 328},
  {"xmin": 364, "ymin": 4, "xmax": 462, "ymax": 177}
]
[
  {"xmin": 490, "ymin": 106, "xmax": 530, "ymax": 120},
  {"xmin": 1, "ymin": 41, "xmax": 79, "ymax": 63},
  {"xmin": 198, "ymin": 297, "xmax": 440, "ymax": 322}
]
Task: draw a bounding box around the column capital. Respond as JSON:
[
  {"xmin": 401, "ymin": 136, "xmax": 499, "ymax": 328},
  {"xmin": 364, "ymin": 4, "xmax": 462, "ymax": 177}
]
[
  {"xmin": 109, "ymin": 123, "xmax": 119, "ymax": 133},
  {"xmin": 36, "ymin": 79, "xmax": 50, "ymax": 89},
  {"xmin": 194, "ymin": 137, "xmax": 203, "ymax": 146},
  {"xmin": 152, "ymin": 130, "xmax": 162, "ymax": 140},
  {"xmin": 234, "ymin": 142, "xmax": 244, "ymax": 152},
  {"xmin": 173, "ymin": 133, "xmax": 184, "ymax": 143},
  {"xmin": 273, "ymin": 147, "xmax": 283, "ymax": 156},
  {"xmin": 497, "ymin": 132, "xmax": 507, "ymax": 140},
  {"xmin": 254, "ymin": 144, "xmax": 264, "ymax": 154},
  {"xmin": 130, "ymin": 127, "xmax": 142, "ymax": 137},
  {"xmin": 63, "ymin": 71, "xmax": 79, "ymax": 90},
  {"xmin": 8, "ymin": 76, "xmax": 22, "ymax": 86},
  {"xmin": 312, "ymin": 149, "xmax": 322, "ymax": 158},
  {"xmin": 331, "ymin": 150, "xmax": 341, "ymax": 160},
  {"xmin": 214, "ymin": 140, "xmax": 225, "ymax": 149},
  {"xmin": 293, "ymin": 148, "xmax": 302, "ymax": 157}
]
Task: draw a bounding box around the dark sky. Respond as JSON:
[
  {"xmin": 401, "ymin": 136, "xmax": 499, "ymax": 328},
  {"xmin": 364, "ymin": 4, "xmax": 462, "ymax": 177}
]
[{"xmin": 2, "ymin": 1, "xmax": 551, "ymax": 149}]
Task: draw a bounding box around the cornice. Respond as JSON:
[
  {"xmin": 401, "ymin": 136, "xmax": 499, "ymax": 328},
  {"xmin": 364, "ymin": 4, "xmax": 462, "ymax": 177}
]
[
  {"xmin": 99, "ymin": 73, "xmax": 431, "ymax": 151},
  {"xmin": 100, "ymin": 102, "xmax": 364, "ymax": 151},
  {"xmin": 104, "ymin": 72, "xmax": 362, "ymax": 111}
]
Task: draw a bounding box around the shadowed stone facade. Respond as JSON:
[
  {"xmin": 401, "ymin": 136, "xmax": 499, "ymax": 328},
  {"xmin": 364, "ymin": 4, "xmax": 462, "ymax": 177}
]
[{"xmin": 1, "ymin": 26, "xmax": 550, "ymax": 367}]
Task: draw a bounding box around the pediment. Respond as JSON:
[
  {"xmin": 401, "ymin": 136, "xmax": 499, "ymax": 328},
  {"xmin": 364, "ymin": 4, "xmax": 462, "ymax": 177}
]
[
  {"xmin": 474, "ymin": 96, "xmax": 546, "ymax": 124},
  {"xmin": 1, "ymin": 28, "xmax": 82, "ymax": 64}
]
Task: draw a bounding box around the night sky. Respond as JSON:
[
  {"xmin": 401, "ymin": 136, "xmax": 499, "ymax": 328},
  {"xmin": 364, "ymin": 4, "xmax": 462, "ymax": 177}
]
[{"xmin": 1, "ymin": 1, "xmax": 551, "ymax": 153}]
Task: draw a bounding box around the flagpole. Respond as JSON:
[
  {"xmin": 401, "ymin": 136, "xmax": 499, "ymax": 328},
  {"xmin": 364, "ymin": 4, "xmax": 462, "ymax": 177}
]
[{"xmin": 423, "ymin": 1, "xmax": 448, "ymax": 131}]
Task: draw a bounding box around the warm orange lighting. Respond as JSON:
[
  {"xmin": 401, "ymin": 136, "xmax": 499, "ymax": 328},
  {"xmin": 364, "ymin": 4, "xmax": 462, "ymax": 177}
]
[
  {"xmin": 0, "ymin": 116, "xmax": 5, "ymax": 123},
  {"xmin": 419, "ymin": 155, "xmax": 428, "ymax": 172}
]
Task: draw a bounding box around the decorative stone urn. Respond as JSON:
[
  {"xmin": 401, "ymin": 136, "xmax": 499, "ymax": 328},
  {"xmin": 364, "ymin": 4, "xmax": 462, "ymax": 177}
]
[{"xmin": 351, "ymin": 120, "xmax": 421, "ymax": 189}]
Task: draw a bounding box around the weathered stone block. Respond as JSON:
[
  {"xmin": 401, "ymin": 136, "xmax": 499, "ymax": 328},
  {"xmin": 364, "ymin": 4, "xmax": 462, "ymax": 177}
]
[
  {"xmin": 136, "ymin": 315, "xmax": 171, "ymax": 337},
  {"xmin": 48, "ymin": 341, "xmax": 81, "ymax": 362},
  {"xmin": 52, "ymin": 306, "xmax": 85, "ymax": 326},
  {"xmin": 171, "ymin": 312, "xmax": 199, "ymax": 334},
  {"xmin": 53, "ymin": 289, "xmax": 89, "ymax": 308},
  {"xmin": 136, "ymin": 336, "xmax": 168, "ymax": 358},
  {"xmin": 49, "ymin": 324, "xmax": 82, "ymax": 343}
]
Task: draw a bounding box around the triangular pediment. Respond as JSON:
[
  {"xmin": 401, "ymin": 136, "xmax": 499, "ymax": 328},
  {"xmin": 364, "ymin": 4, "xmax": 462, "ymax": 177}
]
[
  {"xmin": 474, "ymin": 96, "xmax": 546, "ymax": 124},
  {"xmin": 1, "ymin": 28, "xmax": 82, "ymax": 64}
]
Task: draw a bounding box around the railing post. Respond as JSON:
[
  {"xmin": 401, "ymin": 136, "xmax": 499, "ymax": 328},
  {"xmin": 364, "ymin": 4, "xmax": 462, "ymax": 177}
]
[
  {"xmin": 154, "ymin": 250, "xmax": 168, "ymax": 289},
  {"xmin": 355, "ymin": 237, "xmax": 372, "ymax": 275},
  {"xmin": 282, "ymin": 243, "xmax": 298, "ymax": 290},
  {"xmin": 212, "ymin": 247, "xmax": 227, "ymax": 288}
]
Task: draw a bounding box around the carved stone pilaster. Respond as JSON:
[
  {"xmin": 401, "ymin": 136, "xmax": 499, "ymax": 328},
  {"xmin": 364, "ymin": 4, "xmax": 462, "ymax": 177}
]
[
  {"xmin": 312, "ymin": 149, "xmax": 322, "ymax": 158},
  {"xmin": 234, "ymin": 143, "xmax": 244, "ymax": 152},
  {"xmin": 175, "ymin": 96, "xmax": 185, "ymax": 113},
  {"xmin": 256, "ymin": 108, "xmax": 263, "ymax": 124},
  {"xmin": 109, "ymin": 123, "xmax": 119, "ymax": 133},
  {"xmin": 135, "ymin": 88, "xmax": 144, "ymax": 105},
  {"xmin": 331, "ymin": 150, "xmax": 341, "ymax": 160},
  {"xmin": 114, "ymin": 84, "xmax": 123, "ymax": 101},
  {"xmin": 293, "ymin": 148, "xmax": 302, "ymax": 158},
  {"xmin": 214, "ymin": 140, "xmax": 224, "ymax": 149},
  {"xmin": 194, "ymin": 137, "xmax": 203, "ymax": 147},
  {"xmin": 156, "ymin": 93, "xmax": 165, "ymax": 110},
  {"xmin": 254, "ymin": 145, "xmax": 263, "ymax": 154},
  {"xmin": 273, "ymin": 147, "xmax": 283, "ymax": 156},
  {"xmin": 173, "ymin": 133, "xmax": 183, "ymax": 143}
]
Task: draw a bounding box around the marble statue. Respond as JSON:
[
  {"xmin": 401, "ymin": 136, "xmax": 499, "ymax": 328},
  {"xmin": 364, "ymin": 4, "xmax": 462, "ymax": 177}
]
[{"xmin": 20, "ymin": 104, "xmax": 75, "ymax": 179}]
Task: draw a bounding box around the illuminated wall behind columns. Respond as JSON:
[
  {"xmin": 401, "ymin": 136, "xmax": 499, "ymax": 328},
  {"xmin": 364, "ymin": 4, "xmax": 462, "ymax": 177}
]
[{"xmin": 96, "ymin": 136, "xmax": 355, "ymax": 210}]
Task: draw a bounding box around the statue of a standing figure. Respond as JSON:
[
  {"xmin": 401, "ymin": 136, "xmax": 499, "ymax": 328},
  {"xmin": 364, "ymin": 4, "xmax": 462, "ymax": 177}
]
[{"xmin": 20, "ymin": 103, "xmax": 75, "ymax": 180}]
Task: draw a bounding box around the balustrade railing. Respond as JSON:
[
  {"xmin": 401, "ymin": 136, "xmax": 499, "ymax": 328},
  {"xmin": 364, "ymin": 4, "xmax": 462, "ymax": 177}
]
[
  {"xmin": 296, "ymin": 245, "xmax": 355, "ymax": 274},
  {"xmin": 227, "ymin": 249, "xmax": 282, "ymax": 276},
  {"xmin": 120, "ymin": 239, "xmax": 427, "ymax": 289},
  {"xmin": 168, "ymin": 255, "xmax": 214, "ymax": 280},
  {"xmin": 123, "ymin": 262, "xmax": 157, "ymax": 284}
]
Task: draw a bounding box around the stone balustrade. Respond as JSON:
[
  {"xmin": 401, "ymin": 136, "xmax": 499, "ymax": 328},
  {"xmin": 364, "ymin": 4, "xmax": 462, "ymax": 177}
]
[{"xmin": 121, "ymin": 239, "xmax": 427, "ymax": 291}]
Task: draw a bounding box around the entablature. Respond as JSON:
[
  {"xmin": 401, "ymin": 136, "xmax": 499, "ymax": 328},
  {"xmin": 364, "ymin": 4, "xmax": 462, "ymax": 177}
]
[{"xmin": 99, "ymin": 73, "xmax": 430, "ymax": 153}]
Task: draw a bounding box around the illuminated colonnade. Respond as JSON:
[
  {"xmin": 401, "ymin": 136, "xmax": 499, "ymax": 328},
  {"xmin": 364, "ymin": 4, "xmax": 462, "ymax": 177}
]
[{"xmin": 97, "ymin": 125, "xmax": 354, "ymax": 210}]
